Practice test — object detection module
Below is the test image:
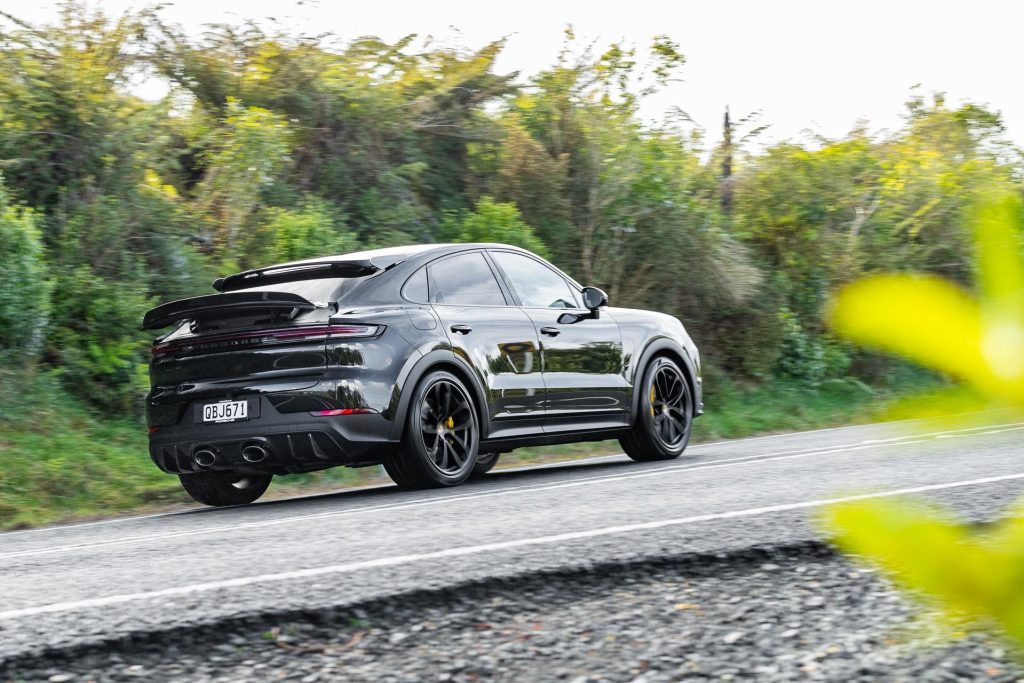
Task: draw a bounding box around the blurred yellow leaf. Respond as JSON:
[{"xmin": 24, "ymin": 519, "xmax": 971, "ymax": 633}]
[
  {"xmin": 825, "ymin": 187, "xmax": 1024, "ymax": 650},
  {"xmin": 830, "ymin": 190, "xmax": 1024, "ymax": 403},
  {"xmin": 826, "ymin": 500, "xmax": 1024, "ymax": 645},
  {"xmin": 830, "ymin": 275, "xmax": 985, "ymax": 384}
]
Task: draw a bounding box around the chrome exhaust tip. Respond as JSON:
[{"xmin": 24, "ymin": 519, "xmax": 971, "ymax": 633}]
[
  {"xmin": 193, "ymin": 449, "xmax": 217, "ymax": 468},
  {"xmin": 241, "ymin": 444, "xmax": 269, "ymax": 464}
]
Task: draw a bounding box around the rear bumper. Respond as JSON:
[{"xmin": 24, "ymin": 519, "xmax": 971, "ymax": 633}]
[{"xmin": 148, "ymin": 396, "xmax": 396, "ymax": 475}]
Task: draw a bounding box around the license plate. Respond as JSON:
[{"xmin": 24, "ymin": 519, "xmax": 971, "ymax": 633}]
[{"xmin": 201, "ymin": 400, "xmax": 249, "ymax": 423}]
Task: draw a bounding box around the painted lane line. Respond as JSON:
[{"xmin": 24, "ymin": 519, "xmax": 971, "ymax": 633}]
[
  {"xmin": 2, "ymin": 416, "xmax": 1015, "ymax": 539},
  {"xmin": 3, "ymin": 423, "xmax": 1022, "ymax": 561},
  {"xmin": 4, "ymin": 423, "xmax": 1022, "ymax": 560},
  {"xmin": 0, "ymin": 435, "xmax": 969, "ymax": 560},
  {"xmin": 2, "ymin": 470, "xmax": 1023, "ymax": 622}
]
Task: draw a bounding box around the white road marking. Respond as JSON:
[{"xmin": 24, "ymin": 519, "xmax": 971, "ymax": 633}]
[
  {"xmin": 0, "ymin": 413, "xmax": 1004, "ymax": 538},
  {"xmin": 0, "ymin": 413, "xmax": 975, "ymax": 538},
  {"xmin": 2, "ymin": 470, "xmax": 1022, "ymax": 622},
  {"xmin": 2, "ymin": 422, "xmax": 1022, "ymax": 561}
]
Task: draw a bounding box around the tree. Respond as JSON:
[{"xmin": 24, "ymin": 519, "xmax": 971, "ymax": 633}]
[
  {"xmin": 438, "ymin": 197, "xmax": 548, "ymax": 256},
  {"xmin": 0, "ymin": 180, "xmax": 50, "ymax": 356}
]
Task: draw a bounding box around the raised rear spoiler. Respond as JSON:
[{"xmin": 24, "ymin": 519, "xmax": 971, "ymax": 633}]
[
  {"xmin": 213, "ymin": 260, "xmax": 380, "ymax": 292},
  {"xmin": 142, "ymin": 291, "xmax": 316, "ymax": 330}
]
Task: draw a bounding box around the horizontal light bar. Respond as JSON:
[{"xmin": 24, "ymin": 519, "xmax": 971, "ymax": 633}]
[
  {"xmin": 152, "ymin": 324, "xmax": 381, "ymax": 355},
  {"xmin": 309, "ymin": 408, "xmax": 377, "ymax": 416}
]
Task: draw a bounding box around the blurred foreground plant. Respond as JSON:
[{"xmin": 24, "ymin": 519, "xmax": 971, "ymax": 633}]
[{"xmin": 824, "ymin": 188, "xmax": 1024, "ymax": 647}]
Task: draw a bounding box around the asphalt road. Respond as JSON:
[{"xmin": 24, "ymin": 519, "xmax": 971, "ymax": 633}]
[{"xmin": 2, "ymin": 414, "xmax": 1024, "ymax": 668}]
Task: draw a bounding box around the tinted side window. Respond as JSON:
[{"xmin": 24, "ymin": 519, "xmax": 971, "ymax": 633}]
[
  {"xmin": 402, "ymin": 267, "xmax": 428, "ymax": 303},
  {"xmin": 490, "ymin": 252, "xmax": 577, "ymax": 308},
  {"xmin": 429, "ymin": 253, "xmax": 506, "ymax": 306}
]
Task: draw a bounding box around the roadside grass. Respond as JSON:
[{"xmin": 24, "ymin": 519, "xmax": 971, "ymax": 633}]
[
  {"xmin": 0, "ymin": 369, "xmax": 183, "ymax": 529},
  {"xmin": 0, "ymin": 366, "xmax": 952, "ymax": 530}
]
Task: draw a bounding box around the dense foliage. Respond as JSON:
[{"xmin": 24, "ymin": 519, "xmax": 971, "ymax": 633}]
[{"xmin": 0, "ymin": 5, "xmax": 1020, "ymax": 413}]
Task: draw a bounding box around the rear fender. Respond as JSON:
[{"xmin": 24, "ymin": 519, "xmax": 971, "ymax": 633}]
[{"xmin": 388, "ymin": 348, "xmax": 491, "ymax": 442}]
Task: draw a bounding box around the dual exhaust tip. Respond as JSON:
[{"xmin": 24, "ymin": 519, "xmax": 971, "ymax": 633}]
[
  {"xmin": 193, "ymin": 449, "xmax": 217, "ymax": 468},
  {"xmin": 241, "ymin": 444, "xmax": 269, "ymax": 463},
  {"xmin": 193, "ymin": 444, "xmax": 269, "ymax": 468}
]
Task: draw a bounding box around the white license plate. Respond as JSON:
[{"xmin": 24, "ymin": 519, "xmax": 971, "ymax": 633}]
[{"xmin": 202, "ymin": 400, "xmax": 248, "ymax": 423}]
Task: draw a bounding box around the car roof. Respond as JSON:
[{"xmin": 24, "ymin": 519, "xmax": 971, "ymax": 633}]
[{"xmin": 270, "ymin": 243, "xmax": 532, "ymax": 270}]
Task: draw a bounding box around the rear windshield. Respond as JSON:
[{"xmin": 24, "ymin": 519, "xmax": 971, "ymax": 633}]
[{"xmin": 240, "ymin": 276, "xmax": 371, "ymax": 302}]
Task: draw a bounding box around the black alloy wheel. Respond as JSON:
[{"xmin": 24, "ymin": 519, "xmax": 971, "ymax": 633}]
[
  {"xmin": 650, "ymin": 363, "xmax": 690, "ymax": 448},
  {"xmin": 178, "ymin": 470, "xmax": 273, "ymax": 507},
  {"xmin": 386, "ymin": 370, "xmax": 480, "ymax": 488},
  {"xmin": 620, "ymin": 356, "xmax": 693, "ymax": 462}
]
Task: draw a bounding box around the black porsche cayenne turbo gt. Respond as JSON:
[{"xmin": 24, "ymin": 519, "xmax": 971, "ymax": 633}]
[{"xmin": 144, "ymin": 244, "xmax": 703, "ymax": 506}]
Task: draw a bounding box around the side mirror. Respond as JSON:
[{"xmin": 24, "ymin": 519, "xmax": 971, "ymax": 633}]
[{"xmin": 581, "ymin": 286, "xmax": 608, "ymax": 311}]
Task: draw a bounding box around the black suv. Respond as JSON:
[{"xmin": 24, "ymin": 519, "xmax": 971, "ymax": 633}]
[{"xmin": 144, "ymin": 244, "xmax": 703, "ymax": 506}]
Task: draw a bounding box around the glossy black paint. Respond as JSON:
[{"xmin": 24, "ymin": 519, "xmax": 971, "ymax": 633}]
[{"xmin": 145, "ymin": 244, "xmax": 702, "ymax": 475}]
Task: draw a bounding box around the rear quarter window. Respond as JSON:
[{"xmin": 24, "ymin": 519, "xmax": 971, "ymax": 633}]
[
  {"xmin": 402, "ymin": 267, "xmax": 429, "ymax": 303},
  {"xmin": 428, "ymin": 252, "xmax": 506, "ymax": 306}
]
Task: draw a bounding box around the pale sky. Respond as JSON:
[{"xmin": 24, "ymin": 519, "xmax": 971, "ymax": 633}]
[{"xmin": 15, "ymin": 0, "xmax": 1024, "ymax": 149}]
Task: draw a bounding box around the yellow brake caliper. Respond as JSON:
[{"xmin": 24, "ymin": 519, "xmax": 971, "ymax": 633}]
[
  {"xmin": 650, "ymin": 385, "xmax": 656, "ymax": 417},
  {"xmin": 445, "ymin": 415, "xmax": 455, "ymax": 429}
]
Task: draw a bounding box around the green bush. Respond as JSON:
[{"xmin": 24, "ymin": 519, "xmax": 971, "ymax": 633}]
[
  {"xmin": 439, "ymin": 197, "xmax": 548, "ymax": 256},
  {"xmin": 261, "ymin": 198, "xmax": 359, "ymax": 263},
  {"xmin": 48, "ymin": 267, "xmax": 152, "ymax": 412},
  {"xmin": 0, "ymin": 182, "xmax": 51, "ymax": 356},
  {"xmin": 774, "ymin": 307, "xmax": 850, "ymax": 385}
]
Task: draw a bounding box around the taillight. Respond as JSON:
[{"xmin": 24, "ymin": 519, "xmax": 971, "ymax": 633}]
[
  {"xmin": 152, "ymin": 325, "xmax": 381, "ymax": 356},
  {"xmin": 327, "ymin": 325, "xmax": 377, "ymax": 337},
  {"xmin": 309, "ymin": 408, "xmax": 377, "ymax": 416}
]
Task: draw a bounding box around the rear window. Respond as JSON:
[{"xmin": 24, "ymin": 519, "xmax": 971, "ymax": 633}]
[{"xmin": 240, "ymin": 276, "xmax": 370, "ymax": 302}]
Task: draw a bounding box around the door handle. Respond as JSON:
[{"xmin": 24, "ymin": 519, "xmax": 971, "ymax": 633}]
[
  {"xmin": 540, "ymin": 327, "xmax": 561, "ymax": 337},
  {"xmin": 450, "ymin": 324, "xmax": 473, "ymax": 335}
]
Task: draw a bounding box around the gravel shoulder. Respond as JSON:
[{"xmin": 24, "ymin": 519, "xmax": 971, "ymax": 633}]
[{"xmin": 5, "ymin": 543, "xmax": 1020, "ymax": 683}]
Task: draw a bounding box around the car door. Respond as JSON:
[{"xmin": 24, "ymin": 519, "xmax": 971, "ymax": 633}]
[
  {"xmin": 427, "ymin": 250, "xmax": 545, "ymax": 438},
  {"xmin": 487, "ymin": 249, "xmax": 631, "ymax": 432}
]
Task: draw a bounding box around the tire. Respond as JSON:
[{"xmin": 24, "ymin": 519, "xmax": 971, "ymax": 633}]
[
  {"xmin": 385, "ymin": 370, "xmax": 480, "ymax": 489},
  {"xmin": 620, "ymin": 356, "xmax": 694, "ymax": 462},
  {"xmin": 471, "ymin": 451, "xmax": 500, "ymax": 477},
  {"xmin": 178, "ymin": 471, "xmax": 272, "ymax": 507}
]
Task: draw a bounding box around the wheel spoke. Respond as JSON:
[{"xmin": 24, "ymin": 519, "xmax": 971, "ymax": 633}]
[
  {"xmin": 439, "ymin": 439, "xmax": 452, "ymax": 469},
  {"xmin": 448, "ymin": 437, "xmax": 465, "ymax": 465},
  {"xmin": 442, "ymin": 383, "xmax": 453, "ymax": 416},
  {"xmin": 666, "ymin": 375, "xmax": 683, "ymax": 402},
  {"xmin": 655, "ymin": 372, "xmax": 668, "ymax": 401},
  {"xmin": 668, "ymin": 414, "xmax": 685, "ymax": 436},
  {"xmin": 661, "ymin": 417, "xmax": 673, "ymax": 441}
]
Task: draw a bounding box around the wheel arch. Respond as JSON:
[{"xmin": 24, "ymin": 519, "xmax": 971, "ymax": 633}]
[
  {"xmin": 389, "ymin": 349, "xmax": 490, "ymax": 442},
  {"xmin": 630, "ymin": 338, "xmax": 700, "ymax": 424}
]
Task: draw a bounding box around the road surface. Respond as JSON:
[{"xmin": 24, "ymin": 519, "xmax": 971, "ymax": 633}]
[{"xmin": 2, "ymin": 414, "xmax": 1023, "ymax": 678}]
